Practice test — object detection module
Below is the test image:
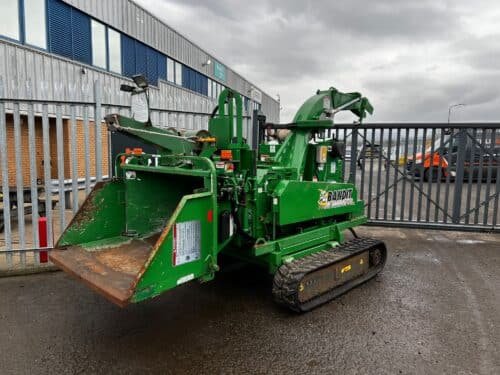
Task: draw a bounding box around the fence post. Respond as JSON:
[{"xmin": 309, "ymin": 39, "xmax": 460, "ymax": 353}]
[
  {"xmin": 42, "ymin": 104, "xmax": 54, "ymax": 248},
  {"xmin": 349, "ymin": 127, "xmax": 358, "ymax": 183},
  {"xmin": 452, "ymin": 128, "xmax": 467, "ymax": 223},
  {"xmin": 94, "ymin": 79, "xmax": 103, "ymax": 182},
  {"xmin": 252, "ymin": 109, "xmax": 259, "ymax": 150},
  {"xmin": 0, "ymin": 77, "xmax": 12, "ymax": 252}
]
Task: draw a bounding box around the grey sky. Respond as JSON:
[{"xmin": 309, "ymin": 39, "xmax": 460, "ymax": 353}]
[{"xmin": 135, "ymin": 0, "xmax": 500, "ymax": 123}]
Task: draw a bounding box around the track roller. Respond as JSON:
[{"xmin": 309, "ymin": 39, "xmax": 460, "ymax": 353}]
[{"xmin": 272, "ymin": 237, "xmax": 387, "ymax": 312}]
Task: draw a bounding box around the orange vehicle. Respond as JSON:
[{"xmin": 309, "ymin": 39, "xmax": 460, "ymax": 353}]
[
  {"xmin": 407, "ymin": 144, "xmax": 499, "ymax": 182},
  {"xmin": 406, "ymin": 146, "xmax": 452, "ymax": 181}
]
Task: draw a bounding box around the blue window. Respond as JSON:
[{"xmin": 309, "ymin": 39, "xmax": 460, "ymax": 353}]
[
  {"xmin": 146, "ymin": 47, "xmax": 158, "ymax": 85},
  {"xmin": 201, "ymin": 76, "xmax": 208, "ymax": 96},
  {"xmin": 72, "ymin": 9, "xmax": 92, "ymax": 65},
  {"xmin": 135, "ymin": 42, "xmax": 147, "ymax": 78},
  {"xmin": 190, "ymin": 69, "xmax": 196, "ymax": 91},
  {"xmin": 192, "ymin": 70, "xmax": 198, "ymax": 92},
  {"xmin": 196, "ymin": 72, "xmax": 202, "ymax": 93},
  {"xmin": 182, "ymin": 66, "xmax": 191, "ymax": 90},
  {"xmin": 121, "ymin": 34, "xmax": 135, "ymax": 77},
  {"xmin": 180, "ymin": 67, "xmax": 208, "ymax": 96},
  {"xmin": 157, "ymin": 53, "xmax": 166, "ymax": 81},
  {"xmin": 121, "ymin": 35, "xmax": 165, "ymax": 85},
  {"xmin": 47, "ymin": 0, "xmax": 72, "ymax": 59},
  {"xmin": 47, "ymin": 0, "xmax": 91, "ymax": 64}
]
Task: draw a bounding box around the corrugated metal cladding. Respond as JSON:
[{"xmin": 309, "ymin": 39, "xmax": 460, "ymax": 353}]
[
  {"xmin": 0, "ymin": 41, "xmax": 269, "ymax": 134},
  {"xmin": 60, "ymin": 0, "xmax": 279, "ymax": 122}
]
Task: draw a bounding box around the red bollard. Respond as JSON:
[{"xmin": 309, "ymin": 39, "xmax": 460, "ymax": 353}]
[{"xmin": 38, "ymin": 217, "xmax": 48, "ymax": 263}]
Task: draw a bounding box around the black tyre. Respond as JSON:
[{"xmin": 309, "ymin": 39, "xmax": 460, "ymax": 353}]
[
  {"xmin": 424, "ymin": 167, "xmax": 441, "ymax": 182},
  {"xmin": 357, "ymin": 158, "xmax": 364, "ymax": 169}
]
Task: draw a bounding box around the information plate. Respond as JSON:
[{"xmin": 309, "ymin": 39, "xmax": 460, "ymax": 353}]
[{"xmin": 173, "ymin": 220, "xmax": 201, "ymax": 266}]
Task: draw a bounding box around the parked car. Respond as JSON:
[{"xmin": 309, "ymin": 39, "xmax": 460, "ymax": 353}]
[{"xmin": 406, "ymin": 145, "xmax": 499, "ymax": 182}]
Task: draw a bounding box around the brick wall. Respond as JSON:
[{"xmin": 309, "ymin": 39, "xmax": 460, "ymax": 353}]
[
  {"xmin": 0, "ymin": 114, "xmax": 109, "ymax": 188},
  {"xmin": 70, "ymin": 119, "xmax": 110, "ymax": 179}
]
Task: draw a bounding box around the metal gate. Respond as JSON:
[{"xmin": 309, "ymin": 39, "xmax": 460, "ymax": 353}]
[
  {"xmin": 0, "ymin": 78, "xmax": 254, "ymax": 274},
  {"xmin": 336, "ymin": 123, "xmax": 499, "ymax": 232}
]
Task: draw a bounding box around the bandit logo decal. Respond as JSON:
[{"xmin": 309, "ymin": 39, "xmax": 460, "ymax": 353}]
[{"xmin": 318, "ymin": 188, "xmax": 354, "ymax": 209}]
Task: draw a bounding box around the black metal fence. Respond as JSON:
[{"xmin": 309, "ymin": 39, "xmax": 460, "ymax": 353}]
[{"xmin": 334, "ymin": 123, "xmax": 499, "ymax": 232}]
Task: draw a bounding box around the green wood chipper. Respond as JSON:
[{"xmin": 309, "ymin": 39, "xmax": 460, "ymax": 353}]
[{"xmin": 50, "ymin": 76, "xmax": 387, "ymax": 312}]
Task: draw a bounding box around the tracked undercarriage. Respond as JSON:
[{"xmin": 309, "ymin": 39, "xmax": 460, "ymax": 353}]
[{"xmin": 273, "ymin": 238, "xmax": 387, "ymax": 312}]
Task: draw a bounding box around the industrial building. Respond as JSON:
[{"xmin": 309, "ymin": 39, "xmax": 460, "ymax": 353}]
[{"xmin": 0, "ymin": 0, "xmax": 280, "ymax": 184}]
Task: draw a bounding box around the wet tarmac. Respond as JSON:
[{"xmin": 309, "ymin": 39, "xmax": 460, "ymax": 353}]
[{"xmin": 0, "ymin": 227, "xmax": 499, "ymax": 374}]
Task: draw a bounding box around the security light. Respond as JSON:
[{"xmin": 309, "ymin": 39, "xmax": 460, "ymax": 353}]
[
  {"xmin": 132, "ymin": 74, "xmax": 149, "ymax": 89},
  {"xmin": 202, "ymin": 58, "xmax": 212, "ymax": 67},
  {"xmin": 120, "ymin": 84, "xmax": 135, "ymax": 92}
]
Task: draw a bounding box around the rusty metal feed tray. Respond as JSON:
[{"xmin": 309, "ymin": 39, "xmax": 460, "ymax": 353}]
[
  {"xmin": 50, "ymin": 235, "xmax": 158, "ymax": 307},
  {"xmin": 50, "ymin": 173, "xmax": 216, "ymax": 307}
]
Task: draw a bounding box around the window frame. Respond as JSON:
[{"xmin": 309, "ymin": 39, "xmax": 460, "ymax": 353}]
[
  {"xmin": 167, "ymin": 58, "xmax": 175, "ymax": 82},
  {"xmin": 91, "ymin": 18, "xmax": 107, "ymax": 70},
  {"xmin": 0, "ymin": 0, "xmax": 21, "ymax": 42},
  {"xmin": 174, "ymin": 61, "xmax": 182, "ymax": 86},
  {"xmin": 107, "ymin": 27, "xmax": 121, "ymax": 74},
  {"xmin": 22, "ymin": 0, "xmax": 48, "ymax": 50}
]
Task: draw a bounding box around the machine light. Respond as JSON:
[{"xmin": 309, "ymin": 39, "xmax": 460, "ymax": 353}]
[
  {"xmin": 220, "ymin": 150, "xmax": 233, "ymax": 160},
  {"xmin": 132, "ymin": 74, "xmax": 149, "ymax": 89}
]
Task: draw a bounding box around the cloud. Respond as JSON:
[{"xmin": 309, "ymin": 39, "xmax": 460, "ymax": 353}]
[{"xmin": 135, "ymin": 0, "xmax": 500, "ymax": 122}]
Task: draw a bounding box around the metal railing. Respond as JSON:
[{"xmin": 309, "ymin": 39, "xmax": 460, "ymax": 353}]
[{"xmin": 334, "ymin": 123, "xmax": 499, "ymax": 232}]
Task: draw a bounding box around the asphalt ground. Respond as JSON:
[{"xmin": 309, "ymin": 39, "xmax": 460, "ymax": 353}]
[{"xmin": 0, "ymin": 226, "xmax": 498, "ymax": 375}]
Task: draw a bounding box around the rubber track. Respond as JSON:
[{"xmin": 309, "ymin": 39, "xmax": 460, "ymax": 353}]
[{"xmin": 272, "ymin": 237, "xmax": 386, "ymax": 312}]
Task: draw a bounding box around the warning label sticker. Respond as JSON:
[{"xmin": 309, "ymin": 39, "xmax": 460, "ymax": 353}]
[{"xmin": 172, "ymin": 220, "xmax": 201, "ymax": 266}]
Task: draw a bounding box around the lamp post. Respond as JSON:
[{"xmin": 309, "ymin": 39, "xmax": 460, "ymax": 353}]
[
  {"xmin": 448, "ymin": 103, "xmax": 466, "ymax": 124},
  {"xmin": 445, "ymin": 103, "xmax": 466, "ymax": 136}
]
